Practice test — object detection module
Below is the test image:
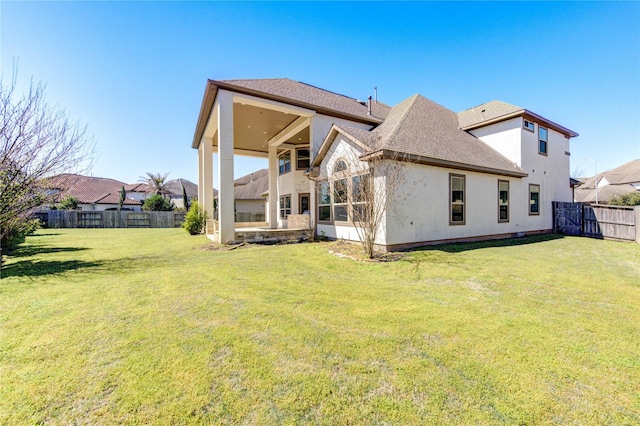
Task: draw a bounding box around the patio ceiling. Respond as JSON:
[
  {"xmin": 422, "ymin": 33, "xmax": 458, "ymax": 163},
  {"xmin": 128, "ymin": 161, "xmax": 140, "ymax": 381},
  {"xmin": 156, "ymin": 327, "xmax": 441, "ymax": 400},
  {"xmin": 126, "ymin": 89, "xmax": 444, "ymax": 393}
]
[{"xmin": 218, "ymin": 104, "xmax": 310, "ymax": 156}]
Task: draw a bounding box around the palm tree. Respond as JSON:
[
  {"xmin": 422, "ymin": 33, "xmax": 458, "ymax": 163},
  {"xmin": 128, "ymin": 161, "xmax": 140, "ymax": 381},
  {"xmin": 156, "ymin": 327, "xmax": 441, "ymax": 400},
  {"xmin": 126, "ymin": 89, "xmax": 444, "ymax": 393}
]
[{"xmin": 140, "ymin": 172, "xmax": 170, "ymax": 197}]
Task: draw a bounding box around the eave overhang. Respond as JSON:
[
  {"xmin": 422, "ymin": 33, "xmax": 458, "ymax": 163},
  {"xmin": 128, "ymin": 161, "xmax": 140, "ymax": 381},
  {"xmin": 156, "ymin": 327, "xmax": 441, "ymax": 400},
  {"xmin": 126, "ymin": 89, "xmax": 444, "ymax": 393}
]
[
  {"xmin": 360, "ymin": 150, "xmax": 529, "ymax": 178},
  {"xmin": 460, "ymin": 109, "xmax": 579, "ymax": 139},
  {"xmin": 192, "ymin": 79, "xmax": 384, "ymax": 149},
  {"xmin": 312, "ymin": 124, "xmax": 371, "ymax": 167}
]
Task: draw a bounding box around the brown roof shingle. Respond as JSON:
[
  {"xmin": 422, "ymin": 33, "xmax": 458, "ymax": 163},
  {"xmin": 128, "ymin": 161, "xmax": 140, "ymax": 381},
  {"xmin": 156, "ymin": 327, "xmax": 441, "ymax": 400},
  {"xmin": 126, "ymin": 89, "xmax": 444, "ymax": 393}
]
[
  {"xmin": 233, "ymin": 169, "xmax": 268, "ymax": 200},
  {"xmin": 49, "ymin": 174, "xmax": 126, "ymax": 204},
  {"xmin": 320, "ymin": 95, "xmax": 526, "ymax": 177},
  {"xmin": 220, "ymin": 78, "xmax": 391, "ymax": 122}
]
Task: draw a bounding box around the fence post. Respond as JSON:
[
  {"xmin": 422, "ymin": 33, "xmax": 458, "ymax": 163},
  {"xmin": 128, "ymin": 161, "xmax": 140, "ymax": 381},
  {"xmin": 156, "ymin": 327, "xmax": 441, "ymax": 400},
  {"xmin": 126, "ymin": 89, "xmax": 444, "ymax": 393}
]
[{"xmin": 635, "ymin": 206, "xmax": 640, "ymax": 244}]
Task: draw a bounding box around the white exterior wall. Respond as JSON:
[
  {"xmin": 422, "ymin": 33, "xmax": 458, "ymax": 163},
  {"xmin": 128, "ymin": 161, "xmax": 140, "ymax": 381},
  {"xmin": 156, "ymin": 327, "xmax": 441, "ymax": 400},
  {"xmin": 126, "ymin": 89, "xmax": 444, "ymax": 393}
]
[
  {"xmin": 468, "ymin": 118, "xmax": 522, "ymax": 166},
  {"xmin": 236, "ymin": 199, "xmax": 265, "ymax": 214},
  {"xmin": 81, "ymin": 203, "xmax": 142, "ymax": 211},
  {"xmin": 126, "ymin": 191, "xmax": 146, "ymax": 202},
  {"xmin": 276, "ymin": 155, "xmax": 313, "ymax": 227},
  {"xmin": 385, "ymin": 164, "xmax": 537, "ymax": 246},
  {"xmin": 471, "ymin": 116, "xmax": 572, "ymax": 231},
  {"xmin": 315, "ymin": 134, "xmax": 387, "ymax": 244},
  {"xmin": 310, "ymin": 114, "xmax": 373, "ymax": 158},
  {"xmin": 272, "ymin": 114, "xmax": 373, "ymax": 229}
]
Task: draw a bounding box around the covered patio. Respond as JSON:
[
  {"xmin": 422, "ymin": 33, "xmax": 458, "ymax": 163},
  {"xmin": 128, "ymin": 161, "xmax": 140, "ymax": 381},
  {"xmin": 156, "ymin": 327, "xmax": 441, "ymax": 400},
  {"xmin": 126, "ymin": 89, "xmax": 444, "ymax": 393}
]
[
  {"xmin": 192, "ymin": 79, "xmax": 386, "ymax": 244},
  {"xmin": 193, "ymin": 80, "xmax": 315, "ymax": 243}
]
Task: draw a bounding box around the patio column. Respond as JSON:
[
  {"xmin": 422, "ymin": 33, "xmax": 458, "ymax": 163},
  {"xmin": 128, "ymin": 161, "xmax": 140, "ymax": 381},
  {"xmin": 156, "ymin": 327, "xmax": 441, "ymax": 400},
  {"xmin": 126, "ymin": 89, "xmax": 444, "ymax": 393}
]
[
  {"xmin": 217, "ymin": 90, "xmax": 235, "ymax": 243},
  {"xmin": 268, "ymin": 145, "xmax": 278, "ymax": 229},
  {"xmin": 198, "ymin": 137, "xmax": 214, "ymax": 220}
]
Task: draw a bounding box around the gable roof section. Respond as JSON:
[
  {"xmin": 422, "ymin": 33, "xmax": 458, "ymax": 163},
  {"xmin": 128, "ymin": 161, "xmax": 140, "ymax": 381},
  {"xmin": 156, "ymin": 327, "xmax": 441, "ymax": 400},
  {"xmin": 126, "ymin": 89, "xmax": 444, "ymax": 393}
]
[
  {"xmin": 164, "ymin": 179, "xmax": 198, "ymax": 197},
  {"xmin": 233, "ymin": 169, "xmax": 269, "ymax": 200},
  {"xmin": 94, "ymin": 192, "xmax": 141, "ymax": 206},
  {"xmin": 574, "ymin": 183, "xmax": 637, "ymax": 203},
  {"xmin": 124, "ymin": 183, "xmax": 149, "ymax": 192},
  {"xmin": 314, "ymin": 95, "xmax": 527, "ymax": 178},
  {"xmin": 49, "ymin": 174, "xmax": 126, "ymax": 204},
  {"xmin": 192, "ymin": 78, "xmax": 391, "ymax": 148},
  {"xmin": 602, "ymin": 159, "xmax": 640, "ymax": 185},
  {"xmin": 458, "ymin": 100, "xmax": 578, "ymax": 138}
]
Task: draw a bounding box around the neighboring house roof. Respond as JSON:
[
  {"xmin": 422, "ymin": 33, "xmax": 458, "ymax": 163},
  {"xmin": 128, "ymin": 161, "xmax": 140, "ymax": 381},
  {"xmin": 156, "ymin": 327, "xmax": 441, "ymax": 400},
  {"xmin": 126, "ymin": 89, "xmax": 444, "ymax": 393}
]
[
  {"xmin": 600, "ymin": 159, "xmax": 640, "ymax": 185},
  {"xmin": 574, "ymin": 159, "xmax": 640, "ymax": 203},
  {"xmin": 234, "ymin": 169, "xmax": 269, "ymax": 200},
  {"xmin": 458, "ymin": 100, "xmax": 578, "ymax": 138},
  {"xmin": 94, "ymin": 192, "xmax": 141, "ymax": 205},
  {"xmin": 49, "ymin": 174, "xmax": 127, "ymax": 204},
  {"xmin": 315, "ymin": 94, "xmax": 527, "ymax": 178},
  {"xmin": 574, "ymin": 183, "xmax": 637, "ymax": 204},
  {"xmin": 124, "ymin": 183, "xmax": 149, "ymax": 192},
  {"xmin": 192, "ymin": 78, "xmax": 391, "ymax": 148},
  {"xmin": 165, "ymin": 178, "xmax": 198, "ymax": 198}
]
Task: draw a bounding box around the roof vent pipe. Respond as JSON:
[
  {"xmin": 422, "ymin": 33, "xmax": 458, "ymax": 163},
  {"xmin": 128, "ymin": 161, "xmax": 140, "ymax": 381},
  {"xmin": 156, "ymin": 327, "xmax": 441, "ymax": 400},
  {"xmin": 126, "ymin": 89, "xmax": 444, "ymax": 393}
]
[
  {"xmin": 367, "ymin": 96, "xmax": 372, "ymax": 115},
  {"xmin": 374, "ymin": 87, "xmax": 378, "ymax": 103}
]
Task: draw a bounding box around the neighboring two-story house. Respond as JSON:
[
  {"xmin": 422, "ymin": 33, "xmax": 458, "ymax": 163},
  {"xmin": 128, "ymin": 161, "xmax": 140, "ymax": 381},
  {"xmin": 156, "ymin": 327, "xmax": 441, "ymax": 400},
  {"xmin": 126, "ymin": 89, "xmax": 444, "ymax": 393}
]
[{"xmin": 192, "ymin": 79, "xmax": 577, "ymax": 249}]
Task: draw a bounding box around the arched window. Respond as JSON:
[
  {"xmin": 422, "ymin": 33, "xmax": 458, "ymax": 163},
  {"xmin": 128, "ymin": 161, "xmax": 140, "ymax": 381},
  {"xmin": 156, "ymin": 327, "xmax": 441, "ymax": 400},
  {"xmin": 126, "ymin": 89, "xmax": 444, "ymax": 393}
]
[{"xmin": 334, "ymin": 160, "xmax": 348, "ymax": 173}]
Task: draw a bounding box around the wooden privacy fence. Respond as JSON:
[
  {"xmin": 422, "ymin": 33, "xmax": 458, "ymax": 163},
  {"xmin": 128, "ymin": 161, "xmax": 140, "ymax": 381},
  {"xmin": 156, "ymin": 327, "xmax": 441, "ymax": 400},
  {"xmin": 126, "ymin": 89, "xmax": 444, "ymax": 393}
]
[
  {"xmin": 35, "ymin": 210, "xmax": 187, "ymax": 229},
  {"xmin": 553, "ymin": 202, "xmax": 640, "ymax": 243}
]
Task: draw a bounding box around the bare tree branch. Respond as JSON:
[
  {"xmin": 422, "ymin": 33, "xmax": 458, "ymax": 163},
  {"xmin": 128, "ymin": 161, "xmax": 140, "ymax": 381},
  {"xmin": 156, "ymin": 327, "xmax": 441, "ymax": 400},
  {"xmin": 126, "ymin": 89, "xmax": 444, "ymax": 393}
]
[{"xmin": 1, "ymin": 76, "xmax": 95, "ymax": 244}]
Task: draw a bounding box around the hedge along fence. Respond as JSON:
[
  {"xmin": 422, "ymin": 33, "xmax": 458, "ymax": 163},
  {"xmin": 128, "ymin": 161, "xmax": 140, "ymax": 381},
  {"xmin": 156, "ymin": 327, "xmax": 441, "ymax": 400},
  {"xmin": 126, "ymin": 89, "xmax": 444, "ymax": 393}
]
[{"xmin": 35, "ymin": 210, "xmax": 187, "ymax": 229}]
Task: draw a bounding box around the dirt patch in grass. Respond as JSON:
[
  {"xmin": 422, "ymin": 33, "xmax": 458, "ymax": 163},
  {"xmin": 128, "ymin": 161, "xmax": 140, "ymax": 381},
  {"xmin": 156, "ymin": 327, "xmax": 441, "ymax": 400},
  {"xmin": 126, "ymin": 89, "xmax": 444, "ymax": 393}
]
[{"xmin": 326, "ymin": 240, "xmax": 404, "ymax": 262}]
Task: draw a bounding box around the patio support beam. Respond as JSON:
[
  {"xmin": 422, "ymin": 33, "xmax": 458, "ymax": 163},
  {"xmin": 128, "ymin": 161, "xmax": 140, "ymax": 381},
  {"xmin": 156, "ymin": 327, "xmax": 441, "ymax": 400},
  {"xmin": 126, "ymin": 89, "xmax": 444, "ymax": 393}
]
[
  {"xmin": 217, "ymin": 90, "xmax": 235, "ymax": 243},
  {"xmin": 268, "ymin": 145, "xmax": 278, "ymax": 229},
  {"xmin": 198, "ymin": 137, "xmax": 214, "ymax": 221},
  {"xmin": 268, "ymin": 116, "xmax": 310, "ymax": 147}
]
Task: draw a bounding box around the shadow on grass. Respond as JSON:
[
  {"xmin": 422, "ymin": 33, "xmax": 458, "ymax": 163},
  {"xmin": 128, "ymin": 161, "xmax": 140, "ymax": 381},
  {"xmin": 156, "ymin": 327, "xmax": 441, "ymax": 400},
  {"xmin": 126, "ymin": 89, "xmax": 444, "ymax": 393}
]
[
  {"xmin": 28, "ymin": 232, "xmax": 63, "ymax": 237},
  {"xmin": 1, "ymin": 259, "xmax": 103, "ymax": 279},
  {"xmin": 408, "ymin": 234, "xmax": 565, "ymax": 254},
  {"xmin": 9, "ymin": 245, "xmax": 88, "ymax": 257}
]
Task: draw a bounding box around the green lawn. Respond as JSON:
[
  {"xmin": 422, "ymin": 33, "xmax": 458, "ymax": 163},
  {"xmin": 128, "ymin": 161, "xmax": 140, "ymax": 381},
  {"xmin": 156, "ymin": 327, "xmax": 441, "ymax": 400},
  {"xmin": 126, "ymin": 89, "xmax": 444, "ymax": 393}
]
[{"xmin": 1, "ymin": 229, "xmax": 639, "ymax": 424}]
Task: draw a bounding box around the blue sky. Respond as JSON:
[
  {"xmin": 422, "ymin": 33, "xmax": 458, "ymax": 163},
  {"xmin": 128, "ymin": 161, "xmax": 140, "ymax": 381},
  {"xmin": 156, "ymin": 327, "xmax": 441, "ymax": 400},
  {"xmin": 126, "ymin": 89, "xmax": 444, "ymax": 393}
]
[{"xmin": 2, "ymin": 1, "xmax": 639, "ymax": 184}]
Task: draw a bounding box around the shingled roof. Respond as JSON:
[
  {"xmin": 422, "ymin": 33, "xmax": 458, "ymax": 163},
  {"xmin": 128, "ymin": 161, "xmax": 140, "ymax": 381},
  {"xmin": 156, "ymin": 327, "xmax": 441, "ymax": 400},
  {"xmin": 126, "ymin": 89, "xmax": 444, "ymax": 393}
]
[
  {"xmin": 94, "ymin": 192, "xmax": 141, "ymax": 206},
  {"xmin": 574, "ymin": 159, "xmax": 640, "ymax": 203},
  {"xmin": 192, "ymin": 79, "xmax": 391, "ymax": 148},
  {"xmin": 458, "ymin": 100, "xmax": 578, "ymax": 138},
  {"xmin": 165, "ymin": 179, "xmax": 198, "ymax": 198},
  {"xmin": 315, "ymin": 94, "xmax": 527, "ymax": 177},
  {"xmin": 601, "ymin": 159, "xmax": 640, "ymax": 185},
  {"xmin": 233, "ymin": 169, "xmax": 268, "ymax": 200},
  {"xmin": 457, "ymin": 100, "xmax": 523, "ymax": 129},
  {"xmin": 49, "ymin": 174, "xmax": 126, "ymax": 204}
]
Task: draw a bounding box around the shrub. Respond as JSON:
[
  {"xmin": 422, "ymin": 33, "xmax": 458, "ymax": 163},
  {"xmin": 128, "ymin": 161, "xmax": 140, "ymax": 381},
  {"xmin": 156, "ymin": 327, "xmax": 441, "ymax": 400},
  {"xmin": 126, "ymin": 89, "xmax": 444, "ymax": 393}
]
[
  {"xmin": 58, "ymin": 196, "xmax": 80, "ymax": 210},
  {"xmin": 142, "ymin": 194, "xmax": 173, "ymax": 211},
  {"xmin": 608, "ymin": 191, "xmax": 640, "ymax": 206},
  {"xmin": 183, "ymin": 201, "xmax": 206, "ymax": 235},
  {"xmin": 1, "ymin": 218, "xmax": 40, "ymax": 252}
]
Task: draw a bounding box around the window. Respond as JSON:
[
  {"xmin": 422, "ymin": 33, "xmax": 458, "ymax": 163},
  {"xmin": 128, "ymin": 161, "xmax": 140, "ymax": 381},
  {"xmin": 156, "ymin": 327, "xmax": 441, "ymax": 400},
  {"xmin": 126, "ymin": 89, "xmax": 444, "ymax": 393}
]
[
  {"xmin": 539, "ymin": 127, "xmax": 548, "ymax": 155},
  {"xmin": 296, "ymin": 148, "xmax": 310, "ymax": 170},
  {"xmin": 317, "ymin": 182, "xmax": 331, "ymax": 221},
  {"xmin": 299, "ymin": 193, "xmax": 309, "ymax": 214},
  {"xmin": 334, "ymin": 160, "xmax": 347, "ymax": 173},
  {"xmin": 523, "ymin": 119, "xmax": 535, "ymax": 132},
  {"xmin": 279, "ymin": 195, "xmax": 291, "ymax": 218},
  {"xmin": 279, "ymin": 151, "xmax": 291, "ymax": 174},
  {"xmin": 450, "ymin": 174, "xmax": 465, "ymax": 225},
  {"xmin": 498, "ymin": 180, "xmax": 509, "ymax": 222},
  {"xmin": 333, "ymin": 178, "xmax": 348, "ymax": 222},
  {"xmin": 351, "ymin": 174, "xmax": 369, "ymax": 222},
  {"xmin": 529, "ymin": 184, "xmax": 540, "ymax": 215}
]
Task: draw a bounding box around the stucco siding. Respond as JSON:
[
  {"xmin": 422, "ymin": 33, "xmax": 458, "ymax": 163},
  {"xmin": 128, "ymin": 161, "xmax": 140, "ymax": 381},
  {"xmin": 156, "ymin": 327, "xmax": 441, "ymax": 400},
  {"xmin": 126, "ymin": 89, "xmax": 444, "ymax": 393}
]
[
  {"xmin": 468, "ymin": 118, "xmax": 523, "ymax": 166},
  {"xmin": 310, "ymin": 114, "xmax": 373, "ymax": 160},
  {"xmin": 236, "ymin": 199, "xmax": 264, "ymax": 214},
  {"xmin": 384, "ymin": 163, "xmax": 551, "ymax": 246}
]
